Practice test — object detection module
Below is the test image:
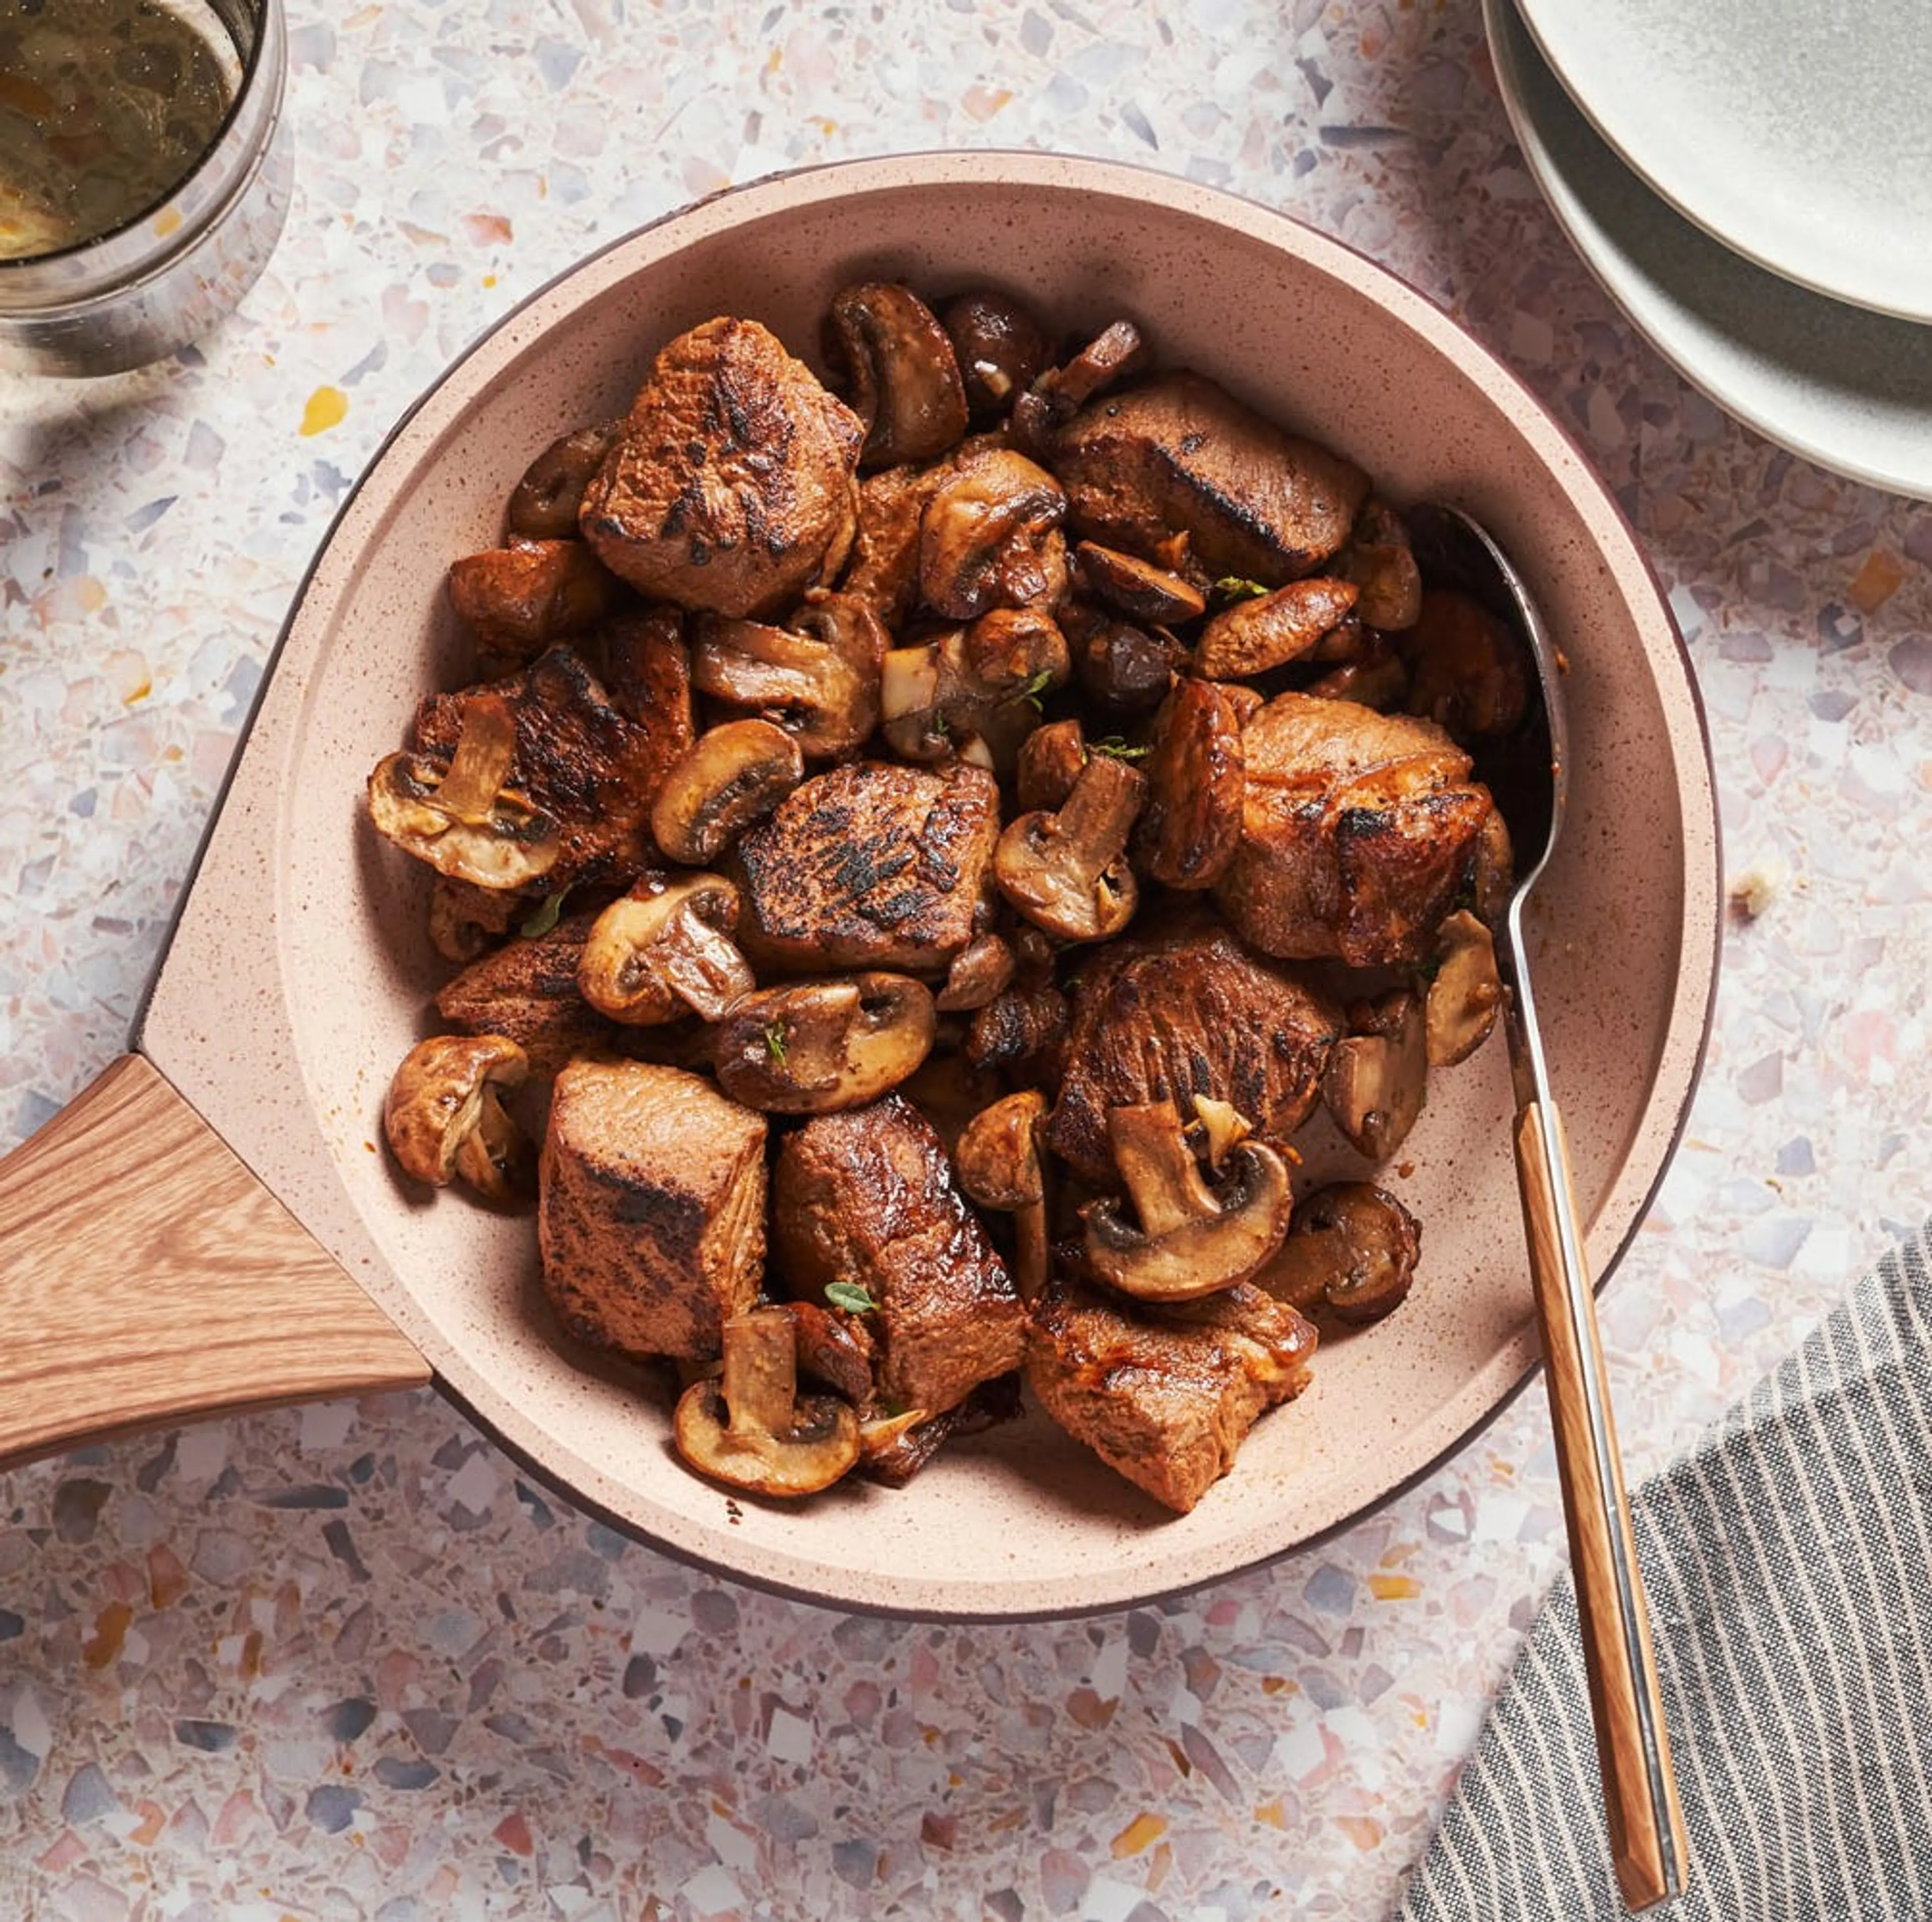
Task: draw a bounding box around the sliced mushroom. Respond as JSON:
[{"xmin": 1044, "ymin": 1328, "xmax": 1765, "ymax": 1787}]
[
  {"xmin": 382, "ymin": 1033, "xmax": 530, "ymax": 1200},
  {"xmin": 1323, "ymin": 986, "xmax": 1427, "ymax": 1159},
  {"xmin": 447, "ymin": 539, "xmax": 624, "ymax": 669},
  {"xmin": 650, "ymin": 718, "xmax": 804, "ymax": 866},
  {"xmin": 934, "ymin": 932, "xmax": 1016, "ymax": 1013},
  {"xmin": 577, "ymin": 873, "xmax": 755, "ymax": 1025},
  {"xmin": 1263, "ymin": 1182, "xmax": 1421, "ymax": 1324},
  {"xmin": 1015, "ymin": 717, "xmax": 1088, "ymax": 812},
  {"xmin": 1192, "ymin": 577, "xmax": 1359, "ymax": 680},
  {"xmin": 1399, "ymin": 587, "xmax": 1531, "ymax": 737},
  {"xmin": 1009, "ymin": 318, "xmax": 1150, "ymax": 454},
  {"xmin": 826, "ymin": 281, "xmax": 971, "ymax": 469},
  {"xmin": 1136, "ymin": 677, "xmax": 1245, "ymax": 890},
  {"xmin": 992, "ymin": 751, "xmax": 1146, "ymax": 943},
  {"xmin": 955, "ymin": 1089, "xmax": 1051, "ymax": 1299},
  {"xmin": 711, "ymin": 974, "xmax": 936, "ymax": 1113},
  {"xmin": 692, "ymin": 607, "xmax": 878, "ymax": 760},
  {"xmin": 1426, "ymin": 907, "xmax": 1504, "ymax": 1067},
  {"xmin": 941, "ymin": 289, "xmax": 1050, "ymax": 424},
  {"xmin": 673, "ymin": 1307, "xmax": 862, "ymax": 1498},
  {"xmin": 368, "ymin": 691, "xmax": 562, "ymax": 891},
  {"xmin": 1082, "ymin": 1099, "xmax": 1293, "ymax": 1301},
  {"xmin": 919, "ymin": 447, "xmax": 1069, "ymax": 621},
  {"xmin": 1334, "ymin": 498, "xmax": 1423, "ymax": 632},
  {"xmin": 1076, "ymin": 542, "xmax": 1208, "ymax": 627},
  {"xmin": 504, "ymin": 419, "xmax": 626, "ymax": 540}
]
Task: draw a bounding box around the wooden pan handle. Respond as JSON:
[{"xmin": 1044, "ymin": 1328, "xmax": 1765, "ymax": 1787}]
[
  {"xmin": 1516, "ymin": 1098, "xmax": 1689, "ymax": 1911},
  {"xmin": 0, "ymin": 1054, "xmax": 430, "ymax": 1471}
]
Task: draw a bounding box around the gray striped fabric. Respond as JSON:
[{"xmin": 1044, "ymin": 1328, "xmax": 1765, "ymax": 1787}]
[{"xmin": 1398, "ymin": 1221, "xmax": 1932, "ymax": 1920}]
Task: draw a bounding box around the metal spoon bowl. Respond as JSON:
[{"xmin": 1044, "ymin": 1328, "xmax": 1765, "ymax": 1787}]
[{"xmin": 1409, "ymin": 502, "xmax": 1689, "ymax": 1913}]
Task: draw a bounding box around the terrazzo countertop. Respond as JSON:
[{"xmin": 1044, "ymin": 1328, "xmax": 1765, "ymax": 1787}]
[{"xmin": 5, "ymin": 2, "xmax": 1931, "ymax": 1916}]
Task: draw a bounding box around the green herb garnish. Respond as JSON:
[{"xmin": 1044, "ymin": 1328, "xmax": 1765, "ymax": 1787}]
[
  {"xmin": 1010, "ymin": 668, "xmax": 1055, "ymax": 712},
  {"xmin": 1089, "ymin": 735, "xmax": 1152, "ymax": 762},
  {"xmin": 763, "ymin": 1022, "xmax": 789, "ymax": 1065},
  {"xmin": 519, "ymin": 888, "xmax": 570, "ymax": 939},
  {"xmin": 1213, "ymin": 575, "xmax": 1271, "ymax": 603},
  {"xmin": 826, "ymin": 1281, "xmax": 880, "ymax": 1315}
]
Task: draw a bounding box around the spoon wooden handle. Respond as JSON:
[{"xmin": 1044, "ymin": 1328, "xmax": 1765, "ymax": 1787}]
[
  {"xmin": 0, "ymin": 1054, "xmax": 429, "ymax": 1471},
  {"xmin": 1516, "ymin": 1096, "xmax": 1688, "ymax": 1911}
]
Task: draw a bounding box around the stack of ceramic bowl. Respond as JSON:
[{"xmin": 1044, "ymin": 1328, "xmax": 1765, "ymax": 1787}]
[{"xmin": 1486, "ymin": 0, "xmax": 1932, "ymax": 498}]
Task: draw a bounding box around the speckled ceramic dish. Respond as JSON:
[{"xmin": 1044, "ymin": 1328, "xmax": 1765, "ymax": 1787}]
[{"xmin": 8, "ymin": 154, "xmax": 1721, "ymax": 1619}]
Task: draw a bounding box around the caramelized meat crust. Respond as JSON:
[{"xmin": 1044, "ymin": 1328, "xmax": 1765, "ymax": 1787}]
[
  {"xmin": 732, "ymin": 759, "xmax": 1001, "ymax": 973},
  {"xmin": 1214, "ymin": 692, "xmax": 1495, "ymax": 967},
  {"xmin": 579, "ymin": 317, "xmax": 864, "ymax": 619},
  {"xmin": 538, "ymin": 1060, "xmax": 768, "ymax": 1362},
  {"xmin": 412, "ymin": 644, "xmax": 681, "ymax": 892},
  {"xmin": 1025, "ymin": 1276, "xmax": 1317, "ymax": 1514},
  {"xmin": 1053, "ymin": 373, "xmax": 1369, "ymax": 587},
  {"xmin": 773, "ymin": 1095, "xmax": 1026, "ymax": 1417},
  {"xmin": 1045, "ymin": 921, "xmax": 1341, "ymax": 1184},
  {"xmin": 434, "ymin": 907, "xmax": 615, "ymax": 1077}
]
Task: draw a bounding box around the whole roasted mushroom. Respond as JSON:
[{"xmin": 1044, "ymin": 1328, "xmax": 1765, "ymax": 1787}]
[
  {"xmin": 504, "ymin": 419, "xmax": 626, "ymax": 540},
  {"xmin": 383, "ymin": 1033, "xmax": 530, "ymax": 1200},
  {"xmin": 673, "ymin": 1306, "xmax": 862, "ymax": 1498},
  {"xmin": 992, "ymin": 751, "xmax": 1146, "ymax": 943},
  {"xmin": 934, "ymin": 932, "xmax": 1016, "ymax": 1013},
  {"xmin": 880, "ymin": 606, "xmax": 1069, "ymax": 762},
  {"xmin": 1082, "ymin": 1099, "xmax": 1294, "ymax": 1301},
  {"xmin": 955, "ymin": 1089, "xmax": 1051, "ymax": 1299},
  {"xmin": 447, "ymin": 539, "xmax": 623, "ymax": 669},
  {"xmin": 826, "ymin": 281, "xmax": 971, "ymax": 469},
  {"xmin": 650, "ymin": 718, "xmax": 804, "ymax": 866},
  {"xmin": 577, "ymin": 873, "xmax": 755, "ymax": 1025},
  {"xmin": 368, "ymin": 691, "xmax": 562, "ymax": 891},
  {"xmin": 919, "ymin": 447, "xmax": 1069, "ymax": 620},
  {"xmin": 1263, "ymin": 1182, "xmax": 1422, "ymax": 1324},
  {"xmin": 1192, "ymin": 577, "xmax": 1359, "ymax": 680},
  {"xmin": 711, "ymin": 974, "xmax": 937, "ymax": 1113},
  {"xmin": 1076, "ymin": 542, "xmax": 1206, "ymax": 627}
]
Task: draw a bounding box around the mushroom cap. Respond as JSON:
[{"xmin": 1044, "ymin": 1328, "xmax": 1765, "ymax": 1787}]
[
  {"xmin": 918, "ymin": 446, "xmax": 1068, "ymax": 621},
  {"xmin": 692, "ymin": 613, "xmax": 877, "ymax": 761},
  {"xmin": 672, "ymin": 1378, "xmax": 861, "ymax": 1498},
  {"xmin": 991, "ymin": 751, "xmax": 1145, "ymax": 943},
  {"xmin": 712, "ymin": 973, "xmax": 937, "ymax": 1113},
  {"xmin": 825, "ymin": 281, "xmax": 971, "ymax": 469},
  {"xmin": 382, "ymin": 1032, "xmax": 530, "ymax": 1198},
  {"xmin": 1323, "ymin": 986, "xmax": 1427, "ymax": 1160},
  {"xmin": 1136, "ymin": 677, "xmax": 1246, "ymax": 891},
  {"xmin": 1425, "ymin": 908, "xmax": 1504, "ymax": 1067},
  {"xmin": 1263, "ymin": 1181, "xmax": 1422, "ymax": 1324},
  {"xmin": 577, "ymin": 873, "xmax": 752, "ymax": 1025},
  {"xmin": 649, "ymin": 718, "xmax": 804, "ymax": 867},
  {"xmin": 955, "ymin": 1089, "xmax": 1049, "ymax": 1211}
]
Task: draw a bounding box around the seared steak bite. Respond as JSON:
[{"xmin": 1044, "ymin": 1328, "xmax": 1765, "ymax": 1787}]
[
  {"xmin": 1053, "ymin": 372, "xmax": 1369, "ymax": 587},
  {"xmin": 732, "ymin": 759, "xmax": 1001, "ymax": 973},
  {"xmin": 1045, "ymin": 920, "xmax": 1340, "ymax": 1185},
  {"xmin": 773, "ymin": 1095, "xmax": 1026, "ymax": 1418},
  {"xmin": 435, "ymin": 907, "xmax": 615, "ymax": 1077},
  {"xmin": 579, "ymin": 316, "xmax": 864, "ymax": 619},
  {"xmin": 1025, "ymin": 1274, "xmax": 1318, "ymax": 1514},
  {"xmin": 538, "ymin": 1059, "xmax": 768, "ymax": 1362},
  {"xmin": 411, "ymin": 644, "xmax": 681, "ymax": 893},
  {"xmin": 1214, "ymin": 692, "xmax": 1495, "ymax": 967}
]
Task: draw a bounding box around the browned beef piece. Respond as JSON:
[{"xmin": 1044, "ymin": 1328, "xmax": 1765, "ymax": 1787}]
[
  {"xmin": 434, "ymin": 907, "xmax": 613, "ymax": 1077},
  {"xmin": 599, "ymin": 605, "xmax": 694, "ymax": 748},
  {"xmin": 1214, "ymin": 692, "xmax": 1495, "ymax": 967},
  {"xmin": 412, "ymin": 644, "xmax": 681, "ymax": 893},
  {"xmin": 446, "ymin": 538, "xmax": 624, "ymax": 672},
  {"xmin": 838, "ymin": 461, "xmax": 947, "ymax": 626},
  {"xmin": 1044, "ymin": 921, "xmax": 1340, "ymax": 1184},
  {"xmin": 772, "ymin": 1095, "xmax": 1026, "ymax": 1417},
  {"xmin": 1025, "ymin": 1275, "xmax": 1317, "ymax": 1513},
  {"xmin": 579, "ymin": 317, "xmax": 864, "ymax": 619},
  {"xmin": 732, "ymin": 760, "xmax": 1001, "ymax": 973},
  {"xmin": 538, "ymin": 1060, "xmax": 767, "ymax": 1362},
  {"xmin": 1052, "ymin": 373, "xmax": 1369, "ymax": 587}
]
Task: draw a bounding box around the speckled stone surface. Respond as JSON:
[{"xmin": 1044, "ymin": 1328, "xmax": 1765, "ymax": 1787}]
[{"xmin": 3, "ymin": 2, "xmax": 1930, "ymax": 1916}]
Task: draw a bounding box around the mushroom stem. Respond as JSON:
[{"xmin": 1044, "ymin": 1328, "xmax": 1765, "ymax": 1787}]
[
  {"xmin": 1108, "ymin": 1101, "xmax": 1221, "ymax": 1236},
  {"xmin": 657, "ymin": 904, "xmax": 759, "ymax": 1022},
  {"xmin": 436, "ymin": 693, "xmax": 520, "ymax": 820},
  {"xmin": 720, "ymin": 1307, "xmax": 800, "ymax": 1447},
  {"xmin": 955, "ymin": 1089, "xmax": 1051, "ymax": 1300}
]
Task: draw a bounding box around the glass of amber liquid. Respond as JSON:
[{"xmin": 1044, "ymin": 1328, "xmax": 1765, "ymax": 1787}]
[{"xmin": 0, "ymin": 0, "xmax": 289, "ymax": 376}]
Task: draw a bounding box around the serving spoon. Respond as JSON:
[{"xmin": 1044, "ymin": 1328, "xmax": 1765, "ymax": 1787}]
[{"xmin": 1408, "ymin": 503, "xmax": 1689, "ymax": 1912}]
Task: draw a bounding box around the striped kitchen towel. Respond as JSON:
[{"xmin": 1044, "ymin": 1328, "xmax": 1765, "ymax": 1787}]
[{"xmin": 1397, "ymin": 1220, "xmax": 1932, "ymax": 1919}]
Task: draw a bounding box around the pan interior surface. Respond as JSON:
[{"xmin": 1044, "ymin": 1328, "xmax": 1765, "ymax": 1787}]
[{"xmin": 143, "ymin": 154, "xmax": 1718, "ymax": 1618}]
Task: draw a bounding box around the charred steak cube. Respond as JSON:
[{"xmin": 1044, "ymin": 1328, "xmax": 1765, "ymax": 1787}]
[
  {"xmin": 1214, "ymin": 692, "xmax": 1496, "ymax": 967},
  {"xmin": 732, "ymin": 759, "xmax": 1001, "ymax": 973},
  {"xmin": 579, "ymin": 316, "xmax": 863, "ymax": 620},
  {"xmin": 773, "ymin": 1095, "xmax": 1026, "ymax": 1417},
  {"xmin": 435, "ymin": 906, "xmax": 614, "ymax": 1078},
  {"xmin": 1045, "ymin": 919, "xmax": 1340, "ymax": 1185},
  {"xmin": 1052, "ymin": 372, "xmax": 1369, "ymax": 587},
  {"xmin": 1026, "ymin": 1277, "xmax": 1317, "ymax": 1514},
  {"xmin": 538, "ymin": 1059, "xmax": 767, "ymax": 1362}
]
